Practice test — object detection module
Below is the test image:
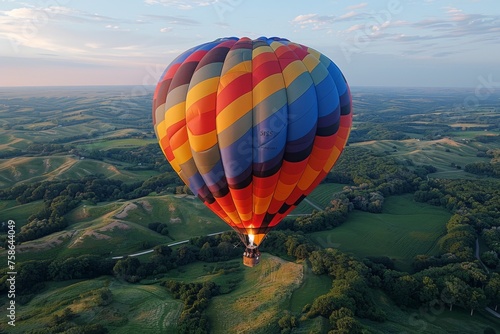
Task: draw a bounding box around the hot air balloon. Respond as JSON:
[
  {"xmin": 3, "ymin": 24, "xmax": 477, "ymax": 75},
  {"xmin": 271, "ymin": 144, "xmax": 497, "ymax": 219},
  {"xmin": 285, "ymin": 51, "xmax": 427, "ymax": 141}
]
[{"xmin": 153, "ymin": 37, "xmax": 352, "ymax": 267}]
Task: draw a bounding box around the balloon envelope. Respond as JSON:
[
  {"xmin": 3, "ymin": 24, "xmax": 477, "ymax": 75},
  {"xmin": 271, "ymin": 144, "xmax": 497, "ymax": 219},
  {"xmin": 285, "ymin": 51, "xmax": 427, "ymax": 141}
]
[{"xmin": 153, "ymin": 37, "xmax": 352, "ymax": 248}]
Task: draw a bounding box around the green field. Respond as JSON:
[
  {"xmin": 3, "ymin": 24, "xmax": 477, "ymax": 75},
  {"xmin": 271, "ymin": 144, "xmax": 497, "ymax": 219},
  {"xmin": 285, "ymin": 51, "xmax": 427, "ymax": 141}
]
[
  {"xmin": 351, "ymin": 137, "xmax": 493, "ymax": 179},
  {"xmin": 6, "ymin": 255, "xmax": 498, "ymax": 334},
  {"xmin": 288, "ymin": 261, "xmax": 332, "ymax": 313},
  {"xmin": 309, "ymin": 194, "xmax": 450, "ymax": 271},
  {"xmin": 359, "ymin": 289, "xmax": 500, "ymax": 333},
  {"xmin": 0, "ymin": 156, "xmax": 156, "ymax": 188},
  {"xmin": 78, "ymin": 137, "xmax": 157, "ymax": 151},
  {"xmin": 4, "ymin": 277, "xmax": 182, "ymax": 334},
  {"xmin": 14, "ymin": 194, "xmax": 229, "ymax": 263},
  {"xmin": 0, "ymin": 200, "xmax": 45, "ymax": 229},
  {"xmin": 206, "ymin": 254, "xmax": 304, "ymax": 333}
]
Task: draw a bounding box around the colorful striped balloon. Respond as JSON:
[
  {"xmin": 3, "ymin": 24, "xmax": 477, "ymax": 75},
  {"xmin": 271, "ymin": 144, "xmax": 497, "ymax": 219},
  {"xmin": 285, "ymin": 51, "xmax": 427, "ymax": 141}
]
[{"xmin": 153, "ymin": 36, "xmax": 352, "ymax": 255}]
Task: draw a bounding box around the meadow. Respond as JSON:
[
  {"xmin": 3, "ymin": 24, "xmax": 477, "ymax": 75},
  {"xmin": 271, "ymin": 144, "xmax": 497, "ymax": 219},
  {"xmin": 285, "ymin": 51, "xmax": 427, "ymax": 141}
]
[
  {"xmin": 5, "ymin": 276, "xmax": 183, "ymax": 334},
  {"xmin": 309, "ymin": 194, "xmax": 450, "ymax": 272}
]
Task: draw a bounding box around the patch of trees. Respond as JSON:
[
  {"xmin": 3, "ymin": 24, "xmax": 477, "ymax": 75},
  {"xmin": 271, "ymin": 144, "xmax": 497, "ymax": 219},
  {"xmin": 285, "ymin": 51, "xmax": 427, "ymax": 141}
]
[
  {"xmin": 413, "ymin": 178, "xmax": 500, "ymax": 263},
  {"xmin": 304, "ymin": 249, "xmax": 387, "ymax": 333},
  {"xmin": 348, "ymin": 123, "xmax": 410, "ymax": 143},
  {"xmin": 112, "ymin": 232, "xmax": 242, "ymax": 283},
  {"xmin": 261, "ymin": 230, "xmax": 318, "ymax": 260},
  {"xmin": 72, "ymin": 144, "xmax": 172, "ymax": 172},
  {"xmin": 481, "ymin": 227, "xmax": 500, "ymax": 269},
  {"xmin": 475, "ymin": 135, "xmax": 500, "ymax": 143},
  {"xmin": 376, "ymin": 261, "xmax": 490, "ymax": 316},
  {"xmin": 326, "ymin": 148, "xmax": 423, "ymax": 196},
  {"xmin": 26, "ymin": 143, "xmax": 72, "ymax": 155},
  {"xmin": 162, "ymin": 280, "xmax": 220, "ymax": 334},
  {"xmin": 464, "ymin": 162, "xmax": 500, "ymax": 177},
  {"xmin": 277, "ymin": 196, "xmax": 351, "ymax": 233},
  {"xmin": 148, "ymin": 222, "xmax": 169, "ymax": 236},
  {"xmin": 0, "ymin": 255, "xmax": 114, "ymax": 302}
]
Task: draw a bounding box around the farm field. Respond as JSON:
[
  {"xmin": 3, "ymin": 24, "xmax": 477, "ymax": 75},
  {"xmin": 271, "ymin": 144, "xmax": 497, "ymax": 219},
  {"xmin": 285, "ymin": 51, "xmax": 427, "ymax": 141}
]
[{"xmin": 309, "ymin": 194, "xmax": 450, "ymax": 271}]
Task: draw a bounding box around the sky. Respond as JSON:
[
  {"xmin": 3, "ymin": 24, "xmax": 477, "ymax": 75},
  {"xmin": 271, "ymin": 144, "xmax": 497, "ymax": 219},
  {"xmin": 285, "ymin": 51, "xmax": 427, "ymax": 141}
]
[{"xmin": 1, "ymin": 0, "xmax": 499, "ymax": 87}]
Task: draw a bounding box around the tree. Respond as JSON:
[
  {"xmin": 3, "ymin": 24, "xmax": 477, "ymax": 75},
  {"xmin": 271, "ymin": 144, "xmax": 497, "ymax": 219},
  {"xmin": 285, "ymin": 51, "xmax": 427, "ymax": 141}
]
[
  {"xmin": 485, "ymin": 273, "xmax": 500, "ymax": 311},
  {"xmin": 334, "ymin": 316, "xmax": 362, "ymax": 333},
  {"xmin": 420, "ymin": 276, "xmax": 439, "ymax": 305},
  {"xmin": 113, "ymin": 257, "xmax": 141, "ymax": 282},
  {"xmin": 465, "ymin": 287, "xmax": 487, "ymax": 316},
  {"xmin": 441, "ymin": 277, "xmax": 468, "ymax": 311}
]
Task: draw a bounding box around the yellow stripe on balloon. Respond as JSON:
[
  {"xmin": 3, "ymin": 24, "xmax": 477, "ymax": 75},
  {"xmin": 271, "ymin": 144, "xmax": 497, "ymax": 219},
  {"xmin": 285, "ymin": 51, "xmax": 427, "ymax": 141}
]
[
  {"xmin": 187, "ymin": 129, "xmax": 217, "ymax": 152},
  {"xmin": 252, "ymin": 73, "xmax": 285, "ymax": 106},
  {"xmin": 322, "ymin": 146, "xmax": 342, "ymax": 173},
  {"xmin": 222, "ymin": 60, "xmax": 251, "ymax": 76},
  {"xmin": 216, "ymin": 91, "xmax": 252, "ymax": 133},
  {"xmin": 186, "ymin": 77, "xmax": 220, "ymax": 106},
  {"xmin": 281, "ymin": 61, "xmax": 307, "ymax": 88},
  {"xmin": 172, "ymin": 140, "xmax": 193, "ymax": 165}
]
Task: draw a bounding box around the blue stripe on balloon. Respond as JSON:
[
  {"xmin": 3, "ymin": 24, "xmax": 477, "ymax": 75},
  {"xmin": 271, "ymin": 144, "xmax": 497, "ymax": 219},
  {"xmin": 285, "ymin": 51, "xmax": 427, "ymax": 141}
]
[
  {"xmin": 286, "ymin": 84, "xmax": 317, "ymax": 141},
  {"xmin": 253, "ymin": 105, "xmax": 287, "ymax": 163},
  {"xmin": 314, "ymin": 76, "xmax": 340, "ymax": 119},
  {"xmin": 219, "ymin": 128, "xmax": 253, "ymax": 178},
  {"xmin": 188, "ymin": 172, "xmax": 208, "ymax": 198},
  {"xmin": 201, "ymin": 160, "xmax": 226, "ymax": 190}
]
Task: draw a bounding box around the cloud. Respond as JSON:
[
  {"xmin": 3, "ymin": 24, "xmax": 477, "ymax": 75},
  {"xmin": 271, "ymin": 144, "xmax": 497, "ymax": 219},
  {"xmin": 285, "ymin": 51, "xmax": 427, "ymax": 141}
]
[
  {"xmin": 143, "ymin": 14, "xmax": 200, "ymax": 25},
  {"xmin": 410, "ymin": 7, "xmax": 500, "ymax": 41},
  {"xmin": 0, "ymin": 6, "xmax": 121, "ymax": 24},
  {"xmin": 144, "ymin": 0, "xmax": 215, "ymax": 9},
  {"xmin": 346, "ymin": 3, "xmax": 368, "ymax": 11},
  {"xmin": 0, "ymin": 5, "xmax": 195, "ymax": 65}
]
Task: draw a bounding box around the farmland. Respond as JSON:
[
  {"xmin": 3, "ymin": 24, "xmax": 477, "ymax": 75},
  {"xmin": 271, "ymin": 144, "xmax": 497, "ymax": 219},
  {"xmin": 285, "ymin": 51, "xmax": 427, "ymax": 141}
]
[
  {"xmin": 309, "ymin": 194, "xmax": 450, "ymax": 272},
  {"xmin": 1, "ymin": 86, "xmax": 499, "ymax": 333}
]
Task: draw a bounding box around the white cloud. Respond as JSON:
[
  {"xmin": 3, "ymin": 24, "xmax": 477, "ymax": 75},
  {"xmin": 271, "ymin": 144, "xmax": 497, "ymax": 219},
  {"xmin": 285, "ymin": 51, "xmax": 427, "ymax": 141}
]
[
  {"xmin": 144, "ymin": 0, "xmax": 216, "ymax": 9},
  {"xmin": 347, "ymin": 3, "xmax": 368, "ymax": 11}
]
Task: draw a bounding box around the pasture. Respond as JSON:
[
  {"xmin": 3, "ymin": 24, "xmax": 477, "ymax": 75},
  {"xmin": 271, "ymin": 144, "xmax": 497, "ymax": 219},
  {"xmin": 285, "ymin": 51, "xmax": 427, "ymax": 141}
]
[
  {"xmin": 5, "ymin": 277, "xmax": 182, "ymax": 334},
  {"xmin": 206, "ymin": 254, "xmax": 303, "ymax": 334},
  {"xmin": 14, "ymin": 194, "xmax": 229, "ymax": 262},
  {"xmin": 351, "ymin": 137, "xmax": 494, "ymax": 179},
  {"xmin": 359, "ymin": 289, "xmax": 500, "ymax": 333},
  {"xmin": 308, "ymin": 194, "xmax": 450, "ymax": 271}
]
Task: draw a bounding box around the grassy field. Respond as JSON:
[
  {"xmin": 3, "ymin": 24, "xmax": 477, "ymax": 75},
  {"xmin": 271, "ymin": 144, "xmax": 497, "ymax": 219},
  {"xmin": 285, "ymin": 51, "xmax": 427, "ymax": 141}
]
[
  {"xmin": 2, "ymin": 277, "xmax": 183, "ymax": 334},
  {"xmin": 288, "ymin": 261, "xmax": 332, "ymax": 313},
  {"xmin": 14, "ymin": 194, "xmax": 229, "ymax": 263},
  {"xmin": 308, "ymin": 194, "xmax": 450, "ymax": 272},
  {"xmin": 0, "ymin": 200, "xmax": 45, "ymax": 229},
  {"xmin": 6, "ymin": 255, "xmax": 498, "ymax": 334},
  {"xmin": 351, "ymin": 137, "xmax": 493, "ymax": 179},
  {"xmin": 359, "ymin": 289, "xmax": 500, "ymax": 333},
  {"xmin": 206, "ymin": 254, "xmax": 303, "ymax": 334},
  {"xmin": 290, "ymin": 183, "xmax": 345, "ymax": 215},
  {"xmin": 0, "ymin": 156, "xmax": 154, "ymax": 188},
  {"xmin": 77, "ymin": 138, "xmax": 157, "ymax": 151}
]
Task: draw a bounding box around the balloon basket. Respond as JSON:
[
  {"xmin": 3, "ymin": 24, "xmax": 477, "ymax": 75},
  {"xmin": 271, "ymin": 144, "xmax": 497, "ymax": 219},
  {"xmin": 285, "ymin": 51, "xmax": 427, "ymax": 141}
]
[{"xmin": 243, "ymin": 246, "xmax": 260, "ymax": 267}]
